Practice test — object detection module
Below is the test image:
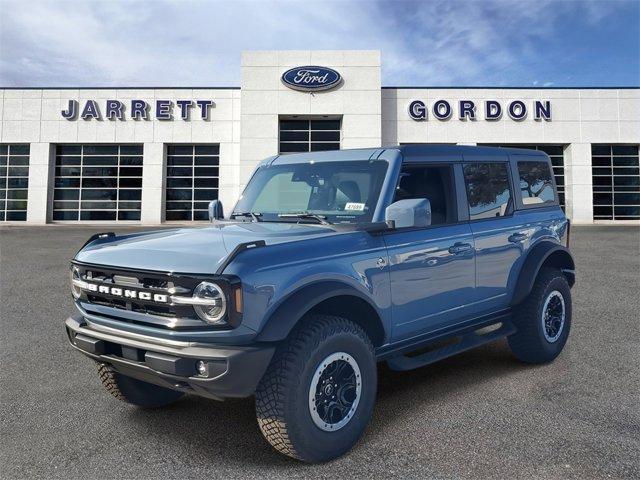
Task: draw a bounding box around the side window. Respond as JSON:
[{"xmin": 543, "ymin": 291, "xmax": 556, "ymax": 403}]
[
  {"xmin": 517, "ymin": 161, "xmax": 556, "ymax": 206},
  {"xmin": 394, "ymin": 165, "xmax": 457, "ymax": 225},
  {"xmin": 463, "ymin": 163, "xmax": 512, "ymax": 220}
]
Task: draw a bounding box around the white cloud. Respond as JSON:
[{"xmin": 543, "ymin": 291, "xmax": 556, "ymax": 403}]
[{"xmin": 0, "ymin": 0, "xmax": 631, "ymax": 87}]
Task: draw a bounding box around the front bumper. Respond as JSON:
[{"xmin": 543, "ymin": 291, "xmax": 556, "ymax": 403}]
[{"xmin": 65, "ymin": 315, "xmax": 275, "ymax": 399}]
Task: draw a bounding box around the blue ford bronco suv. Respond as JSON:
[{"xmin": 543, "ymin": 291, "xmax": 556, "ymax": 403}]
[{"xmin": 65, "ymin": 145, "xmax": 575, "ymax": 462}]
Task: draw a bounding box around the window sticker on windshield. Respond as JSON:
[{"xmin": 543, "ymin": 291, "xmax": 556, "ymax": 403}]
[{"xmin": 345, "ymin": 202, "xmax": 365, "ymax": 211}]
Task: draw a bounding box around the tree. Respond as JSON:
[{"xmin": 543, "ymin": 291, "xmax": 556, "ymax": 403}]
[
  {"xmin": 518, "ymin": 162, "xmax": 553, "ymax": 199},
  {"xmin": 464, "ymin": 163, "xmax": 511, "ymax": 207},
  {"xmin": 465, "ymin": 162, "xmax": 553, "ymax": 208}
]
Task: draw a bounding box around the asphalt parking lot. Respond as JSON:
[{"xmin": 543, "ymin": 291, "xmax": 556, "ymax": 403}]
[{"xmin": 1, "ymin": 225, "xmax": 639, "ymax": 479}]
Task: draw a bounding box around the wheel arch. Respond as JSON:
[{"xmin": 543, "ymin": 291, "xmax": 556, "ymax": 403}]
[
  {"xmin": 511, "ymin": 241, "xmax": 575, "ymax": 306},
  {"xmin": 255, "ymin": 281, "xmax": 387, "ymax": 347}
]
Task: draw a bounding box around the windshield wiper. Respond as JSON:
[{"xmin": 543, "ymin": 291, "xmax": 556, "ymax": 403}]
[
  {"xmin": 231, "ymin": 211, "xmax": 262, "ymax": 222},
  {"xmin": 278, "ymin": 212, "xmax": 331, "ymax": 225}
]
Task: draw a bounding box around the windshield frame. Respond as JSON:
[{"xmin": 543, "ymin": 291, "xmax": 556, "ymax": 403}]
[{"xmin": 232, "ymin": 159, "xmax": 390, "ymax": 225}]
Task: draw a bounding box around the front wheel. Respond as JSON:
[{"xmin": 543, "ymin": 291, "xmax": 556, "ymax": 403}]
[
  {"xmin": 255, "ymin": 315, "xmax": 377, "ymax": 463},
  {"xmin": 508, "ymin": 268, "xmax": 572, "ymax": 364}
]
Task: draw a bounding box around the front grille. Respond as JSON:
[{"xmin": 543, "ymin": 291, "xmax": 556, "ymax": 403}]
[
  {"xmin": 72, "ymin": 263, "xmax": 223, "ymax": 330},
  {"xmin": 86, "ymin": 294, "xmax": 175, "ymax": 318}
]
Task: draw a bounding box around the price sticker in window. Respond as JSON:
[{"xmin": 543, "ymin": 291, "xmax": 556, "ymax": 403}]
[{"xmin": 345, "ymin": 202, "xmax": 365, "ymax": 211}]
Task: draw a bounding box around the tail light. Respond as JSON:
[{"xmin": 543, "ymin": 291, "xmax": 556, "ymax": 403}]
[{"xmin": 566, "ymin": 219, "xmax": 571, "ymax": 248}]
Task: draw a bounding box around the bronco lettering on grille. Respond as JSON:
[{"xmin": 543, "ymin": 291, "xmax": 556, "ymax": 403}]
[{"xmin": 82, "ymin": 281, "xmax": 168, "ymax": 303}]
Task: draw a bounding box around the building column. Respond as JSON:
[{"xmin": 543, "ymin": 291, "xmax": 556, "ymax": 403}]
[
  {"xmin": 564, "ymin": 143, "xmax": 593, "ymax": 224},
  {"xmin": 217, "ymin": 142, "xmax": 240, "ymax": 217},
  {"xmin": 26, "ymin": 143, "xmax": 54, "ymax": 224},
  {"xmin": 140, "ymin": 142, "xmax": 165, "ymax": 224}
]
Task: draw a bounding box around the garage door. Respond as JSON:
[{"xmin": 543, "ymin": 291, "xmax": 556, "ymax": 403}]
[
  {"xmin": 165, "ymin": 144, "xmax": 220, "ymax": 221},
  {"xmin": 0, "ymin": 144, "xmax": 29, "ymax": 221},
  {"xmin": 53, "ymin": 145, "xmax": 143, "ymax": 221},
  {"xmin": 592, "ymin": 145, "xmax": 640, "ymax": 220}
]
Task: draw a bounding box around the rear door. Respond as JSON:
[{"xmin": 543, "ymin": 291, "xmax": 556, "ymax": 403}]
[
  {"xmin": 383, "ymin": 162, "xmax": 476, "ymax": 341},
  {"xmin": 462, "ymin": 156, "xmax": 526, "ymax": 314},
  {"xmin": 507, "ymin": 153, "xmax": 568, "ymax": 294}
]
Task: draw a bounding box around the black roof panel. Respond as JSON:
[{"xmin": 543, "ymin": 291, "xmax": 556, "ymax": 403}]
[
  {"xmin": 270, "ymin": 144, "xmax": 546, "ymax": 164},
  {"xmin": 392, "ymin": 143, "xmax": 545, "ymax": 159}
]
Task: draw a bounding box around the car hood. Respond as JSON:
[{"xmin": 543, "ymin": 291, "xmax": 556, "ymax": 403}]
[{"xmin": 75, "ymin": 222, "xmax": 338, "ymax": 274}]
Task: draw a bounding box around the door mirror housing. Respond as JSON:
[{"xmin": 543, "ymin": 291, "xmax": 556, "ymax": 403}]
[
  {"xmin": 385, "ymin": 198, "xmax": 431, "ymax": 229},
  {"xmin": 208, "ymin": 200, "xmax": 224, "ymax": 222}
]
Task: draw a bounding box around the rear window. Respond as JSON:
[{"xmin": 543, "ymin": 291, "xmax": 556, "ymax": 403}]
[
  {"xmin": 517, "ymin": 161, "xmax": 556, "ymax": 206},
  {"xmin": 463, "ymin": 163, "xmax": 512, "ymax": 220}
]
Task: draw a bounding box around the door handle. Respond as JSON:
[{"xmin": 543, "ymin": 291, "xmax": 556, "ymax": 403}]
[
  {"xmin": 448, "ymin": 242, "xmax": 473, "ymax": 254},
  {"xmin": 508, "ymin": 232, "xmax": 529, "ymax": 243}
]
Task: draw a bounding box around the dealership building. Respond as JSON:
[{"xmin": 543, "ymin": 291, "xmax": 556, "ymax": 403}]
[{"xmin": 1, "ymin": 50, "xmax": 638, "ymax": 225}]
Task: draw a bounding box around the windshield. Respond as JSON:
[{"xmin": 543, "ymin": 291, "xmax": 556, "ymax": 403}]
[{"xmin": 233, "ymin": 160, "xmax": 388, "ymax": 224}]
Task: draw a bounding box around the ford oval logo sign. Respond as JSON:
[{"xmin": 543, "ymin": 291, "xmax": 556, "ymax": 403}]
[{"xmin": 281, "ymin": 66, "xmax": 342, "ymax": 92}]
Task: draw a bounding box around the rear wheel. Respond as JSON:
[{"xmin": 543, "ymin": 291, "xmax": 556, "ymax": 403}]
[
  {"xmin": 255, "ymin": 314, "xmax": 377, "ymax": 463},
  {"xmin": 508, "ymin": 268, "xmax": 572, "ymax": 363},
  {"xmin": 97, "ymin": 363, "xmax": 184, "ymax": 408}
]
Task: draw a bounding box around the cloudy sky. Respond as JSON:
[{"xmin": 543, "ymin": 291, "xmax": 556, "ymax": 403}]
[{"xmin": 0, "ymin": 0, "xmax": 638, "ymax": 87}]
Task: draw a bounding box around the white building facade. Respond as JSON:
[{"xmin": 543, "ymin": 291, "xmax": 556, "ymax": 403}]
[{"xmin": 1, "ymin": 50, "xmax": 638, "ymax": 225}]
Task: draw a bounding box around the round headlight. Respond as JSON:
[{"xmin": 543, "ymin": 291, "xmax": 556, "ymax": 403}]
[
  {"xmin": 192, "ymin": 282, "xmax": 227, "ymax": 324},
  {"xmin": 70, "ymin": 266, "xmax": 81, "ymax": 299}
]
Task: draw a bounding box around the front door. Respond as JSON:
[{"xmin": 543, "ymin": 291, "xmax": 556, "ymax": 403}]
[{"xmin": 383, "ymin": 164, "xmax": 476, "ymax": 341}]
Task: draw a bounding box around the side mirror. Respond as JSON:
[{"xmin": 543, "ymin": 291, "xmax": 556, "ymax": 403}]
[
  {"xmin": 385, "ymin": 198, "xmax": 431, "ymax": 229},
  {"xmin": 208, "ymin": 200, "xmax": 224, "ymax": 222}
]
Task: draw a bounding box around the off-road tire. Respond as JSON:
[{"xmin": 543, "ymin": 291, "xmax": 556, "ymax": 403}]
[
  {"xmin": 255, "ymin": 314, "xmax": 377, "ymax": 463},
  {"xmin": 97, "ymin": 363, "xmax": 184, "ymax": 408},
  {"xmin": 508, "ymin": 267, "xmax": 572, "ymax": 363}
]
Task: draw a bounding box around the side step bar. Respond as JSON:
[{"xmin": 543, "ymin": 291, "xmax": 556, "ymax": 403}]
[{"xmin": 386, "ymin": 320, "xmax": 516, "ymax": 371}]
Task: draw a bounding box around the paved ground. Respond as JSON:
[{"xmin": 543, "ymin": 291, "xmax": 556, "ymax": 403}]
[{"xmin": 1, "ymin": 225, "xmax": 639, "ymax": 479}]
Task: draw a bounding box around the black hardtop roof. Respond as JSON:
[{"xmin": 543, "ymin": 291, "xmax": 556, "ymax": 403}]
[
  {"xmin": 394, "ymin": 143, "xmax": 546, "ymax": 159},
  {"xmin": 270, "ymin": 144, "xmax": 546, "ymax": 164}
]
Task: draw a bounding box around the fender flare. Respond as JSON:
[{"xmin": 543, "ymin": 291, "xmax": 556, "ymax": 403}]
[
  {"xmin": 255, "ymin": 281, "xmax": 386, "ymax": 344},
  {"xmin": 511, "ymin": 241, "xmax": 575, "ymax": 306}
]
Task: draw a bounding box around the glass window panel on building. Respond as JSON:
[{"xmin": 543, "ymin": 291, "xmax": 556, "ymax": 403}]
[
  {"xmin": 165, "ymin": 144, "xmax": 220, "ymax": 221},
  {"xmin": 479, "ymin": 144, "xmax": 566, "ymax": 210},
  {"xmin": 0, "ymin": 144, "xmax": 30, "ymax": 221},
  {"xmin": 592, "ymin": 145, "xmax": 640, "ymax": 220},
  {"xmin": 53, "ymin": 145, "xmax": 143, "ymax": 221},
  {"xmin": 279, "ymin": 119, "xmax": 341, "ymax": 153}
]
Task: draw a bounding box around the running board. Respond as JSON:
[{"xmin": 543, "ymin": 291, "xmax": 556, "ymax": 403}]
[{"xmin": 386, "ymin": 320, "xmax": 516, "ymax": 371}]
